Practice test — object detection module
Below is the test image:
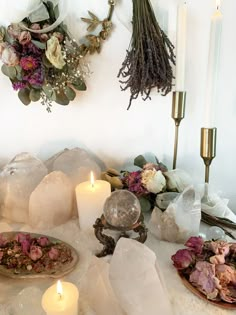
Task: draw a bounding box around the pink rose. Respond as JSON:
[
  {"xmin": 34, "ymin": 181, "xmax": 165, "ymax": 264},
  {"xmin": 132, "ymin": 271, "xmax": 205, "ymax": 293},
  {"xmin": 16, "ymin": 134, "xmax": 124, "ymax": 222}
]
[
  {"xmin": 30, "ymin": 23, "xmax": 41, "ymax": 31},
  {"xmin": 0, "ymin": 234, "xmax": 8, "ymax": 247},
  {"xmin": 7, "ymin": 23, "xmax": 21, "ymax": 39},
  {"xmin": 19, "ymin": 31, "xmax": 31, "ymax": 45},
  {"xmin": 171, "ymin": 249, "xmax": 195, "ymax": 270},
  {"xmin": 209, "ymin": 240, "xmax": 230, "ymax": 256},
  {"xmin": 185, "ymin": 236, "xmax": 204, "ymax": 254},
  {"xmin": 48, "ymin": 247, "xmax": 59, "ymax": 260},
  {"xmin": 39, "ymin": 33, "xmax": 49, "ymax": 42},
  {"xmin": 21, "ymin": 240, "xmax": 31, "ymax": 255},
  {"xmin": 52, "ymin": 32, "xmax": 64, "ymax": 43},
  {"xmin": 1, "ymin": 44, "xmax": 19, "ymax": 66},
  {"xmin": 15, "ymin": 233, "xmax": 31, "ymax": 243},
  {"xmin": 37, "ymin": 237, "xmax": 50, "ymax": 247},
  {"xmin": 29, "ymin": 245, "xmax": 43, "ymax": 261}
]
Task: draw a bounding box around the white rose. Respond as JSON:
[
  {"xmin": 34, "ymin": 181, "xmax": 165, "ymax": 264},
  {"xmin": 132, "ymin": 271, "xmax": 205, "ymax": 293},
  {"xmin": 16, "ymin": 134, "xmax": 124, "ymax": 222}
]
[
  {"xmin": 142, "ymin": 169, "xmax": 166, "ymax": 194},
  {"xmin": 46, "ymin": 35, "xmax": 65, "ymax": 69}
]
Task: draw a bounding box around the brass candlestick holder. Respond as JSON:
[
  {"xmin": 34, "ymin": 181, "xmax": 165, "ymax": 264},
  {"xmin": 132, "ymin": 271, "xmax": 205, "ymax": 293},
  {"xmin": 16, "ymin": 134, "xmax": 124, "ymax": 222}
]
[
  {"xmin": 200, "ymin": 127, "xmax": 217, "ymax": 183},
  {"xmin": 172, "ymin": 91, "xmax": 186, "ymax": 169}
]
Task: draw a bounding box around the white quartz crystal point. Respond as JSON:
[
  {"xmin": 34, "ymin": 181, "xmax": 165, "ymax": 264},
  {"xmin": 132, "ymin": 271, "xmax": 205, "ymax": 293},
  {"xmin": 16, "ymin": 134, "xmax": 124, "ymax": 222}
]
[
  {"xmin": 109, "ymin": 238, "xmax": 173, "ymax": 315},
  {"xmin": 45, "ymin": 148, "xmax": 101, "ymax": 187},
  {"xmin": 164, "ymin": 169, "xmax": 192, "ymax": 192},
  {"xmin": 29, "ymin": 171, "xmax": 73, "ymax": 229},
  {"xmin": 0, "ymin": 153, "xmax": 47, "ymax": 223}
]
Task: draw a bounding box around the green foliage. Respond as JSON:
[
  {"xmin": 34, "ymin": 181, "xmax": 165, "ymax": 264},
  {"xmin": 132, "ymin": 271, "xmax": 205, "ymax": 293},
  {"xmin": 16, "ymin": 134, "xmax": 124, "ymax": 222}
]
[
  {"xmin": 29, "ymin": 89, "xmax": 41, "ymax": 102},
  {"xmin": 1, "ymin": 65, "xmax": 17, "ymax": 79},
  {"xmin": 64, "ymin": 86, "xmax": 76, "ymax": 101},
  {"xmin": 18, "ymin": 88, "xmax": 31, "ymax": 105},
  {"xmin": 72, "ymin": 79, "xmax": 87, "ymax": 91},
  {"xmin": 31, "ymin": 40, "xmax": 46, "ymax": 50},
  {"xmin": 55, "ymin": 91, "xmax": 70, "ymax": 105},
  {"xmin": 139, "ymin": 197, "xmax": 152, "ymax": 212},
  {"xmin": 134, "ymin": 155, "xmax": 147, "ymax": 169}
]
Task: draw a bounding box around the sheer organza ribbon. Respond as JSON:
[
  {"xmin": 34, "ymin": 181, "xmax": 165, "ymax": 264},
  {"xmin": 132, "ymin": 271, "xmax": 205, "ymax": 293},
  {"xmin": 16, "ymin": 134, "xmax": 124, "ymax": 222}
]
[{"xmin": 20, "ymin": 0, "xmax": 69, "ymax": 33}]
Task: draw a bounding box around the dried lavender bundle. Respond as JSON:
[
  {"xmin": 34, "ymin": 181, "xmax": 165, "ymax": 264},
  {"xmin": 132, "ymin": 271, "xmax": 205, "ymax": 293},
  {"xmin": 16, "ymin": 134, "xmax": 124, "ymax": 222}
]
[{"xmin": 118, "ymin": 0, "xmax": 175, "ymax": 110}]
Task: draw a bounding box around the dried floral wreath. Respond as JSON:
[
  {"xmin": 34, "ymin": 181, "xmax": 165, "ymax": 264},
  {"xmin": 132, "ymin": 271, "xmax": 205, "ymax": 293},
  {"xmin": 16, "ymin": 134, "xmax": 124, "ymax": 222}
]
[
  {"xmin": 0, "ymin": 0, "xmax": 115, "ymax": 112},
  {"xmin": 118, "ymin": 0, "xmax": 175, "ymax": 110}
]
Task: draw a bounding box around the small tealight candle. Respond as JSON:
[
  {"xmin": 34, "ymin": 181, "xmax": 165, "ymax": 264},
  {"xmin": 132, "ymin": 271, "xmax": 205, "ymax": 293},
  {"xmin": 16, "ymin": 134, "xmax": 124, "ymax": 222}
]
[
  {"xmin": 41, "ymin": 280, "xmax": 79, "ymax": 315},
  {"xmin": 75, "ymin": 171, "xmax": 111, "ymax": 230}
]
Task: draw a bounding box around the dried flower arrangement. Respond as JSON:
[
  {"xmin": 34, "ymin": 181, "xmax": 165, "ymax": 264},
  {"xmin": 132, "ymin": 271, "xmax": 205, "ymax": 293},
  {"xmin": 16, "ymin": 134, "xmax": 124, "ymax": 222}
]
[
  {"xmin": 0, "ymin": 232, "xmax": 73, "ymax": 274},
  {"xmin": 102, "ymin": 154, "xmax": 181, "ymax": 212},
  {"xmin": 0, "ymin": 0, "xmax": 115, "ymax": 111},
  {"xmin": 172, "ymin": 236, "xmax": 236, "ymax": 304},
  {"xmin": 118, "ymin": 0, "xmax": 175, "ymax": 109}
]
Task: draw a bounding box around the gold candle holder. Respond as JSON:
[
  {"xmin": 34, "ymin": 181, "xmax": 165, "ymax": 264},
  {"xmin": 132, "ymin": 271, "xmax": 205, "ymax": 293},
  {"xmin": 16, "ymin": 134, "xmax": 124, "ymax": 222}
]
[
  {"xmin": 200, "ymin": 127, "xmax": 217, "ymax": 183},
  {"xmin": 172, "ymin": 91, "xmax": 186, "ymax": 169}
]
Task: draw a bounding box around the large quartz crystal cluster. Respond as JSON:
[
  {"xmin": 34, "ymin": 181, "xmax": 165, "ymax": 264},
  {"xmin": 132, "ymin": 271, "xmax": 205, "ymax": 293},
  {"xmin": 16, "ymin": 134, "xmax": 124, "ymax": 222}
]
[
  {"xmin": 0, "ymin": 153, "xmax": 47, "ymax": 223},
  {"xmin": 103, "ymin": 190, "xmax": 141, "ymax": 228},
  {"xmin": 0, "ymin": 148, "xmax": 101, "ymax": 228}
]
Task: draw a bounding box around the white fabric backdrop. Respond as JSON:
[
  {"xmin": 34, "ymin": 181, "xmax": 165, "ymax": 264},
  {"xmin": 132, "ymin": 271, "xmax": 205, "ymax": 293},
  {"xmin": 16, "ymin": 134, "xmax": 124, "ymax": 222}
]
[{"xmin": 0, "ymin": 0, "xmax": 235, "ymax": 207}]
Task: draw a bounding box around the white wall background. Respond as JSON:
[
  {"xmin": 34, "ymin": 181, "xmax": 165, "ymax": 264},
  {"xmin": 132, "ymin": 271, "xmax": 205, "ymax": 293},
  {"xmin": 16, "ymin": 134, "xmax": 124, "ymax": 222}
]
[{"xmin": 0, "ymin": 0, "xmax": 235, "ymax": 207}]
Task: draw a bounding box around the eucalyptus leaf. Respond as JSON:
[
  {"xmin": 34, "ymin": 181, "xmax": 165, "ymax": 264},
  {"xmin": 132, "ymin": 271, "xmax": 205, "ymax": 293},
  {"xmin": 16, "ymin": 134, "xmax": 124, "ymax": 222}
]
[
  {"xmin": 29, "ymin": 89, "xmax": 41, "ymax": 102},
  {"xmin": 64, "ymin": 86, "xmax": 76, "ymax": 101},
  {"xmin": 1, "ymin": 65, "xmax": 17, "ymax": 79},
  {"xmin": 42, "ymin": 54, "xmax": 53, "ymax": 68},
  {"xmin": 18, "ymin": 88, "xmax": 31, "ymax": 106},
  {"xmin": 55, "ymin": 91, "xmax": 70, "ymax": 105},
  {"xmin": 139, "ymin": 197, "xmax": 151, "ymax": 212},
  {"xmin": 134, "ymin": 155, "xmax": 147, "ymax": 169},
  {"xmin": 31, "ymin": 40, "xmax": 46, "ymax": 50},
  {"xmin": 43, "ymin": 84, "xmax": 53, "ymax": 98},
  {"xmin": 72, "ymin": 79, "xmax": 87, "ymax": 91},
  {"xmin": 54, "ymin": 4, "xmax": 59, "ymax": 19}
]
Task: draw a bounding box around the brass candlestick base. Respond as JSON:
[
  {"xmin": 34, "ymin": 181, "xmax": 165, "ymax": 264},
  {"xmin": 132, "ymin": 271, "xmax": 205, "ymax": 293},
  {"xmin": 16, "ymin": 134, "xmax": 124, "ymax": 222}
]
[
  {"xmin": 200, "ymin": 127, "xmax": 217, "ymax": 183},
  {"xmin": 172, "ymin": 91, "xmax": 186, "ymax": 169}
]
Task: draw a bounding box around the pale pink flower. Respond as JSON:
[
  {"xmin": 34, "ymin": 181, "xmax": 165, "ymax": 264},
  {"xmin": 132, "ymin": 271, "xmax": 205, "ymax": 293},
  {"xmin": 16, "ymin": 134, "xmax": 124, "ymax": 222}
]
[
  {"xmin": 29, "ymin": 245, "xmax": 43, "ymax": 261},
  {"xmin": 48, "ymin": 247, "xmax": 59, "ymax": 260},
  {"xmin": 171, "ymin": 249, "xmax": 195, "ymax": 270},
  {"xmin": 1, "ymin": 44, "xmax": 19, "ymax": 66},
  {"xmin": 185, "ymin": 236, "xmax": 204, "ymax": 254},
  {"xmin": 19, "ymin": 31, "xmax": 31, "ymax": 45},
  {"xmin": 37, "ymin": 237, "xmax": 50, "ymax": 247}
]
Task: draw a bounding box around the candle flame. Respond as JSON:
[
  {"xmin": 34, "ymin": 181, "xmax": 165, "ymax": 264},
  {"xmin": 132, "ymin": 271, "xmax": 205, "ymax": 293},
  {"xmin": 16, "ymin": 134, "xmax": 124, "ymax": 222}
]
[
  {"xmin": 90, "ymin": 171, "xmax": 95, "ymax": 188},
  {"xmin": 216, "ymin": 0, "xmax": 220, "ymax": 10},
  {"xmin": 57, "ymin": 280, "xmax": 63, "ymax": 299}
]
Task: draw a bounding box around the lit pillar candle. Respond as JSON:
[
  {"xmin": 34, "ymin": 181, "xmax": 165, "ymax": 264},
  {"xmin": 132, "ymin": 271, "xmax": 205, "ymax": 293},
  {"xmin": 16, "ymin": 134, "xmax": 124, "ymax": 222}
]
[
  {"xmin": 42, "ymin": 281, "xmax": 79, "ymax": 315},
  {"xmin": 175, "ymin": 1, "xmax": 187, "ymax": 91},
  {"xmin": 75, "ymin": 172, "xmax": 111, "ymax": 229},
  {"xmin": 204, "ymin": 0, "xmax": 222, "ymax": 127}
]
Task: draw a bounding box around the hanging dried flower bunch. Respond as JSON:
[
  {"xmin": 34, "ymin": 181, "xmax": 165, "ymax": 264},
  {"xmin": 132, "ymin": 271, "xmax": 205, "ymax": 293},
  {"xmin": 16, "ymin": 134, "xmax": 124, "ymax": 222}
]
[{"xmin": 118, "ymin": 0, "xmax": 175, "ymax": 110}]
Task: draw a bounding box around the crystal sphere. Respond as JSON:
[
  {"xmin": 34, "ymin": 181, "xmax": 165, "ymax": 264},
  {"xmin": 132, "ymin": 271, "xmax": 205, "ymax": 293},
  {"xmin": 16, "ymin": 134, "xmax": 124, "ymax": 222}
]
[
  {"xmin": 206, "ymin": 226, "xmax": 226, "ymax": 240},
  {"xmin": 103, "ymin": 190, "xmax": 141, "ymax": 228}
]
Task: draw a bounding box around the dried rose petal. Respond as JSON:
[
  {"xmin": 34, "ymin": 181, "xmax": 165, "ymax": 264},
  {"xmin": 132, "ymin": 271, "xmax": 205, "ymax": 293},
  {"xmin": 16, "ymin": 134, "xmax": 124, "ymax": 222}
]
[
  {"xmin": 185, "ymin": 236, "xmax": 204, "ymax": 254},
  {"xmin": 171, "ymin": 249, "xmax": 195, "ymax": 270},
  {"xmin": 48, "ymin": 247, "xmax": 59, "ymax": 260},
  {"xmin": 15, "ymin": 233, "xmax": 31, "ymax": 243},
  {"xmin": 21, "ymin": 240, "xmax": 30, "ymax": 255},
  {"xmin": 0, "ymin": 234, "xmax": 8, "ymax": 247},
  {"xmin": 29, "ymin": 245, "xmax": 42, "ymax": 261},
  {"xmin": 209, "ymin": 240, "xmax": 230, "ymax": 256},
  {"xmin": 37, "ymin": 237, "xmax": 50, "ymax": 247},
  {"xmin": 189, "ymin": 261, "xmax": 220, "ymax": 299}
]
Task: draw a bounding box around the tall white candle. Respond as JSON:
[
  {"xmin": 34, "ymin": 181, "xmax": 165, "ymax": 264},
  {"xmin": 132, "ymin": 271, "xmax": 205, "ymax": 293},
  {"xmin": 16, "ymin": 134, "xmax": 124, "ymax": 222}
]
[
  {"xmin": 175, "ymin": 1, "xmax": 187, "ymax": 91},
  {"xmin": 75, "ymin": 172, "xmax": 111, "ymax": 230},
  {"xmin": 204, "ymin": 0, "xmax": 222, "ymax": 127},
  {"xmin": 42, "ymin": 281, "xmax": 79, "ymax": 315}
]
